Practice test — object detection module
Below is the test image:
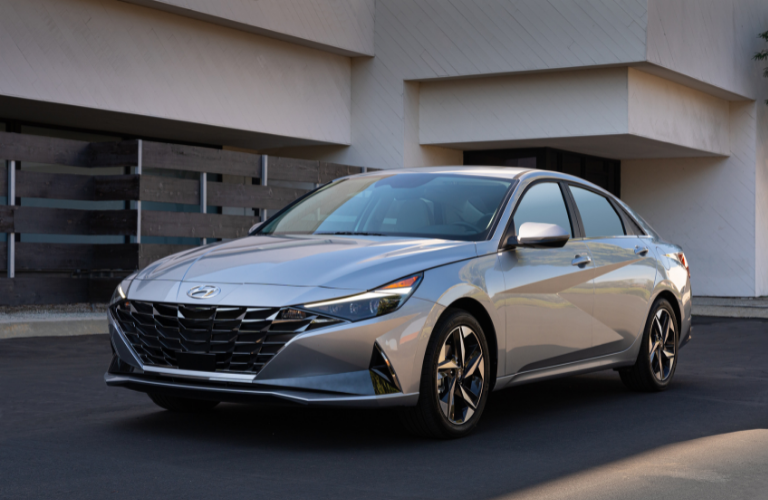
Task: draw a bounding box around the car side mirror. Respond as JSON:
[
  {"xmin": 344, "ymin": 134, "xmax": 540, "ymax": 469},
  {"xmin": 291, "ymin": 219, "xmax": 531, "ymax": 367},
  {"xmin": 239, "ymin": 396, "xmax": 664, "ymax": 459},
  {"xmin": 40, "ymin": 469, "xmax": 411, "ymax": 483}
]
[
  {"xmin": 506, "ymin": 222, "xmax": 570, "ymax": 249},
  {"xmin": 248, "ymin": 222, "xmax": 264, "ymax": 235}
]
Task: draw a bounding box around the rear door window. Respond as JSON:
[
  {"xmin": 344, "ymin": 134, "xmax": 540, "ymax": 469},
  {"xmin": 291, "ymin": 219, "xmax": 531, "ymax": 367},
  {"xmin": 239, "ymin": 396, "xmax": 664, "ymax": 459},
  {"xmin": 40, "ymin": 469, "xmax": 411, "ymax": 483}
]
[{"xmin": 570, "ymin": 186, "xmax": 625, "ymax": 237}]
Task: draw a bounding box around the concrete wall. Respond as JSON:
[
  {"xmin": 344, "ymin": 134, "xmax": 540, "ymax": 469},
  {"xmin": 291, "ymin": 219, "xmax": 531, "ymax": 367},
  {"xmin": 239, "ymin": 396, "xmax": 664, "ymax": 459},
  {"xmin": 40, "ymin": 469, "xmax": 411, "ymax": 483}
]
[
  {"xmin": 403, "ymin": 82, "xmax": 463, "ymax": 168},
  {"xmin": 646, "ymin": 0, "xmax": 753, "ymax": 100},
  {"xmin": 627, "ymin": 68, "xmax": 730, "ymax": 156},
  {"xmin": 273, "ymin": 0, "xmax": 650, "ymax": 168},
  {"xmin": 623, "ymin": 102, "xmax": 757, "ymax": 297},
  {"xmin": 0, "ymin": 0, "xmax": 352, "ymax": 147},
  {"xmin": 744, "ymin": 1, "xmax": 768, "ymax": 297},
  {"xmin": 756, "ymin": 97, "xmax": 768, "ymax": 296},
  {"xmin": 121, "ymin": 0, "xmax": 375, "ymax": 56},
  {"xmin": 269, "ymin": 0, "xmax": 761, "ymax": 170},
  {"xmin": 624, "ymin": 0, "xmax": 768, "ymax": 297}
]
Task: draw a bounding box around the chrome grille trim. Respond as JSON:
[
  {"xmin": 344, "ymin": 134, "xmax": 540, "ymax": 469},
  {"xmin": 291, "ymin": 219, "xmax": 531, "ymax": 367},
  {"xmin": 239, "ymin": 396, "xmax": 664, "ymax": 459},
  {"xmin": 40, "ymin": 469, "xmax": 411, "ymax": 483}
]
[{"xmin": 111, "ymin": 300, "xmax": 343, "ymax": 375}]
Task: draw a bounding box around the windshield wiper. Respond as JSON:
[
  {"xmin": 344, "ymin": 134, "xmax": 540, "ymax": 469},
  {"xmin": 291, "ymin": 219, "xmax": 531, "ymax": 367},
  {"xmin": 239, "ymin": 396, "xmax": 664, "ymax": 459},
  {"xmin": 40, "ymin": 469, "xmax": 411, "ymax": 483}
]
[{"xmin": 315, "ymin": 232, "xmax": 386, "ymax": 236}]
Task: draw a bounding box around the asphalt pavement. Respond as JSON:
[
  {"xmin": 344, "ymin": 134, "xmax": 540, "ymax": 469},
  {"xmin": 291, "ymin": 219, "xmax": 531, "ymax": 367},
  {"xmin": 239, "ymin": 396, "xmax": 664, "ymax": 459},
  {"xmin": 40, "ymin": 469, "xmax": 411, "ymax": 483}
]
[{"xmin": 1, "ymin": 316, "xmax": 767, "ymax": 500}]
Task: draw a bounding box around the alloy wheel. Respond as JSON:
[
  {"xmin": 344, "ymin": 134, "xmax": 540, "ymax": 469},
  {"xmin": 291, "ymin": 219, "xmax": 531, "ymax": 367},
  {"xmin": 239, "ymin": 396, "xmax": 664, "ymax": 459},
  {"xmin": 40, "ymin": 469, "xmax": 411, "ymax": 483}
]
[
  {"xmin": 649, "ymin": 308, "xmax": 676, "ymax": 381},
  {"xmin": 436, "ymin": 325, "xmax": 485, "ymax": 425}
]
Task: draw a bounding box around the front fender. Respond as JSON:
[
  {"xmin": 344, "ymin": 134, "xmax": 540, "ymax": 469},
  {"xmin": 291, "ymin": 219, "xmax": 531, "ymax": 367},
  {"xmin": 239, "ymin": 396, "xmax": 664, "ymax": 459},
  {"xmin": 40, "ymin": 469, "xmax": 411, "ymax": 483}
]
[{"xmin": 388, "ymin": 255, "xmax": 505, "ymax": 393}]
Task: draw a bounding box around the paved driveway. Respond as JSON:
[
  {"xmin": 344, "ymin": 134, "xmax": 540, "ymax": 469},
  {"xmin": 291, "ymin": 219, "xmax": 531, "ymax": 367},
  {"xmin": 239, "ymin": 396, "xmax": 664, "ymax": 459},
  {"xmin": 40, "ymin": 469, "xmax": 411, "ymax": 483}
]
[{"xmin": 1, "ymin": 317, "xmax": 767, "ymax": 499}]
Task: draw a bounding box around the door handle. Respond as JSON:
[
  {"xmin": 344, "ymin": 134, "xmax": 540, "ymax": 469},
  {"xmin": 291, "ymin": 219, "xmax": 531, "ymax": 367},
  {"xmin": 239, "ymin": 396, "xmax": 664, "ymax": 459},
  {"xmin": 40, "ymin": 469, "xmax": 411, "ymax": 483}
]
[
  {"xmin": 572, "ymin": 254, "xmax": 592, "ymax": 267},
  {"xmin": 635, "ymin": 246, "xmax": 649, "ymax": 256}
]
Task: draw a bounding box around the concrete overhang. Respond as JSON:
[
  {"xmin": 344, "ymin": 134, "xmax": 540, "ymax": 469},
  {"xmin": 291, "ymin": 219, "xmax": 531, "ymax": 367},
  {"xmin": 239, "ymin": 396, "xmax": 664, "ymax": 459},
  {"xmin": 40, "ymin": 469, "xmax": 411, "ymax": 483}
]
[
  {"xmin": 120, "ymin": 0, "xmax": 375, "ymax": 57},
  {"xmin": 419, "ymin": 67, "xmax": 733, "ymax": 160},
  {"xmin": 446, "ymin": 134, "xmax": 725, "ymax": 161},
  {"xmin": 0, "ymin": 95, "xmax": 339, "ymax": 151},
  {"xmin": 0, "ymin": 0, "xmax": 353, "ymax": 149}
]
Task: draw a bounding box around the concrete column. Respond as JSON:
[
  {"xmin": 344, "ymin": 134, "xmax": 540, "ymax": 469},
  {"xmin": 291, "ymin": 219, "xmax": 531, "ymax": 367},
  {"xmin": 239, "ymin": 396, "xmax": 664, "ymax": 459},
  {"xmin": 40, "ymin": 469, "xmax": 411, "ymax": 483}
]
[
  {"xmin": 200, "ymin": 172, "xmax": 207, "ymax": 245},
  {"xmin": 260, "ymin": 155, "xmax": 268, "ymax": 221},
  {"xmin": 135, "ymin": 140, "xmax": 142, "ymax": 244},
  {"xmin": 6, "ymin": 160, "xmax": 15, "ymax": 278}
]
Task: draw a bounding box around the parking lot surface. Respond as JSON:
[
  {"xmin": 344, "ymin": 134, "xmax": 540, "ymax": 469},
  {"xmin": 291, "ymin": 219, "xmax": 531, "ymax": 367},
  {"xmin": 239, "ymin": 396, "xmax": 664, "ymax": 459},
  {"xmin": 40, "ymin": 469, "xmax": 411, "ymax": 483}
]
[{"xmin": 1, "ymin": 316, "xmax": 767, "ymax": 500}]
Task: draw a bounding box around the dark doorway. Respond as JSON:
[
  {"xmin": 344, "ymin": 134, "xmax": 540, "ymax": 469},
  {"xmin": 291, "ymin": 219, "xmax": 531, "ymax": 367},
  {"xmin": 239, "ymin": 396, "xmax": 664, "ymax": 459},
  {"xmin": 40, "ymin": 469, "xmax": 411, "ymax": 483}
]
[{"xmin": 464, "ymin": 148, "xmax": 621, "ymax": 197}]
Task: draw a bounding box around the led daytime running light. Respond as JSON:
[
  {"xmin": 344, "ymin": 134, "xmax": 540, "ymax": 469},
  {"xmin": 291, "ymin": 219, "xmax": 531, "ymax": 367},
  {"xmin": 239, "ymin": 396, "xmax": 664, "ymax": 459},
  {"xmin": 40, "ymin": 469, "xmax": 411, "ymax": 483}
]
[
  {"xmin": 305, "ymin": 291, "xmax": 403, "ymax": 309},
  {"xmin": 301, "ymin": 273, "xmax": 422, "ymax": 322}
]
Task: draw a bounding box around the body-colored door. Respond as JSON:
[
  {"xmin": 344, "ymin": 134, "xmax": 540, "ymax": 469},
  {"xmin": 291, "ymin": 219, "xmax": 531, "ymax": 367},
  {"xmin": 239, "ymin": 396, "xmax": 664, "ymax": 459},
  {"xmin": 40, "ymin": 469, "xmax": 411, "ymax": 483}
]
[
  {"xmin": 499, "ymin": 182, "xmax": 595, "ymax": 375},
  {"xmin": 568, "ymin": 185, "xmax": 656, "ymax": 356}
]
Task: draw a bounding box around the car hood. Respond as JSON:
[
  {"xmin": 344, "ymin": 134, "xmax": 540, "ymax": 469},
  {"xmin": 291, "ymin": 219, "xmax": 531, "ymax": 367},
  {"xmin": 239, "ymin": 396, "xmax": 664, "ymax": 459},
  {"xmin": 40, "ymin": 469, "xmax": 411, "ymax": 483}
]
[{"xmin": 135, "ymin": 235, "xmax": 477, "ymax": 290}]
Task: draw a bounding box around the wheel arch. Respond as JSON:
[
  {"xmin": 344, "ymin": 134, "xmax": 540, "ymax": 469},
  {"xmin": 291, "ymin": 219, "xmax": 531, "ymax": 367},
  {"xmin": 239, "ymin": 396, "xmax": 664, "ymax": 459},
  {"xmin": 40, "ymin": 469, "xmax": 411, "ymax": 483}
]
[
  {"xmin": 653, "ymin": 289, "xmax": 682, "ymax": 339},
  {"xmin": 442, "ymin": 297, "xmax": 499, "ymax": 391}
]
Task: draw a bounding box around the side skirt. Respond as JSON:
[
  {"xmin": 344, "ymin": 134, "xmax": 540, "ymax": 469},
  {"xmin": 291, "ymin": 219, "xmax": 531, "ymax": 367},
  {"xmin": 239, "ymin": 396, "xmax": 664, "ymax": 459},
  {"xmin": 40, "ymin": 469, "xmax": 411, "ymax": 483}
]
[{"xmin": 493, "ymin": 337, "xmax": 642, "ymax": 390}]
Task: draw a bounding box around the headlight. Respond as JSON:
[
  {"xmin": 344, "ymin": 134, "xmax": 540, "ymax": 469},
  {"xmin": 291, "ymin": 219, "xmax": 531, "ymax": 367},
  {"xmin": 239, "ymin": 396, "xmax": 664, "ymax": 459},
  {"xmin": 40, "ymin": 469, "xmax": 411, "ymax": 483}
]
[
  {"xmin": 301, "ymin": 273, "xmax": 422, "ymax": 322},
  {"xmin": 110, "ymin": 281, "xmax": 129, "ymax": 306}
]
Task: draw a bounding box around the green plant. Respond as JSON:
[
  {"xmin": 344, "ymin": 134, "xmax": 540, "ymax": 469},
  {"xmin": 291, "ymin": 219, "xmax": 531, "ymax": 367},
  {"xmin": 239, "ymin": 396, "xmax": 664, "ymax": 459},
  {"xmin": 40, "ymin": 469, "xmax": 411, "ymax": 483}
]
[{"xmin": 754, "ymin": 30, "xmax": 768, "ymax": 104}]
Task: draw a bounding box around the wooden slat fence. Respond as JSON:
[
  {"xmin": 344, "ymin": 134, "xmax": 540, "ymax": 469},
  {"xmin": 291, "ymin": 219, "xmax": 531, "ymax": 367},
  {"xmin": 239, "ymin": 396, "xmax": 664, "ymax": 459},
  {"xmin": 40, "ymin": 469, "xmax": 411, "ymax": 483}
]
[{"xmin": 0, "ymin": 131, "xmax": 368, "ymax": 305}]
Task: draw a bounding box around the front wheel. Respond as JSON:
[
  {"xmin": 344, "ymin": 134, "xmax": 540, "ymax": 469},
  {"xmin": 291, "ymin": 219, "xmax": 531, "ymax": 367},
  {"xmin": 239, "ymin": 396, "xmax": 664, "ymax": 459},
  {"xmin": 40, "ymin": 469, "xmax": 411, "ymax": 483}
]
[
  {"xmin": 399, "ymin": 309, "xmax": 491, "ymax": 439},
  {"xmin": 619, "ymin": 298, "xmax": 678, "ymax": 392}
]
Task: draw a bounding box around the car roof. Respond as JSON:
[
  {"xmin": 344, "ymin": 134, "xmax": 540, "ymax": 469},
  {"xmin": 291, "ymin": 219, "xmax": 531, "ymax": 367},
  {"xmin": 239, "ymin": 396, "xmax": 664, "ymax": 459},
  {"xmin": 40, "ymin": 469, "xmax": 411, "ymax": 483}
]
[
  {"xmin": 351, "ymin": 165, "xmax": 529, "ymax": 180},
  {"xmin": 331, "ymin": 166, "xmax": 654, "ymax": 237},
  {"xmin": 347, "ymin": 166, "xmax": 609, "ymax": 195}
]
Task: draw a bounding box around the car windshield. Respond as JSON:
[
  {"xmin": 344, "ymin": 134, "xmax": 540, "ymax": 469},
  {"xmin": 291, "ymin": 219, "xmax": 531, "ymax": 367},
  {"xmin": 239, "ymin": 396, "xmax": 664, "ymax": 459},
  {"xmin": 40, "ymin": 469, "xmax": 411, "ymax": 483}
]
[{"xmin": 257, "ymin": 173, "xmax": 515, "ymax": 241}]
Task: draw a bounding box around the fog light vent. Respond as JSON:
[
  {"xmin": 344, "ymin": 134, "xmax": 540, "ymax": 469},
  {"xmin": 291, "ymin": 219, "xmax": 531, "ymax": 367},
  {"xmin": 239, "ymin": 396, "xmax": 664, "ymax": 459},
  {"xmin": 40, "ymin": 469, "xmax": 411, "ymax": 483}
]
[{"xmin": 369, "ymin": 343, "xmax": 402, "ymax": 395}]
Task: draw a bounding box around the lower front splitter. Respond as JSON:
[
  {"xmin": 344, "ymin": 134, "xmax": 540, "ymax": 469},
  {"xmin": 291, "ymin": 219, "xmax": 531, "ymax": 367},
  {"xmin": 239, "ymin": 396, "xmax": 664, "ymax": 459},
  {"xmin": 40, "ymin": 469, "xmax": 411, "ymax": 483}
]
[{"xmin": 105, "ymin": 372, "xmax": 418, "ymax": 408}]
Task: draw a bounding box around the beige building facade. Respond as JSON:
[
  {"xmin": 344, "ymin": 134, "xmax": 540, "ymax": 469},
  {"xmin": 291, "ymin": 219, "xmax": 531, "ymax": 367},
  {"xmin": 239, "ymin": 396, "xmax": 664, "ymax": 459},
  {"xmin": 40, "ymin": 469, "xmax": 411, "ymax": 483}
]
[{"xmin": 1, "ymin": 0, "xmax": 767, "ymax": 297}]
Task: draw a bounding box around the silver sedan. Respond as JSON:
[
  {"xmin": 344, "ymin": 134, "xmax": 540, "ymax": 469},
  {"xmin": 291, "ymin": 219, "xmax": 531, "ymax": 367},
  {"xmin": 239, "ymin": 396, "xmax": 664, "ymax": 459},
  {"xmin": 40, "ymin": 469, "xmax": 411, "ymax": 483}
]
[{"xmin": 106, "ymin": 167, "xmax": 692, "ymax": 439}]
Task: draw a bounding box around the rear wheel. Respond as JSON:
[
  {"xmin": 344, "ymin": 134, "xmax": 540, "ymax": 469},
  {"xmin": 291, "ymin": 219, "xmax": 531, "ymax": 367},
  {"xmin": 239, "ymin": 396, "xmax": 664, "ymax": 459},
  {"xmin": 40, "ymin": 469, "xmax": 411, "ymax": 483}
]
[
  {"xmin": 619, "ymin": 298, "xmax": 678, "ymax": 392},
  {"xmin": 148, "ymin": 393, "xmax": 220, "ymax": 413},
  {"xmin": 399, "ymin": 309, "xmax": 491, "ymax": 439}
]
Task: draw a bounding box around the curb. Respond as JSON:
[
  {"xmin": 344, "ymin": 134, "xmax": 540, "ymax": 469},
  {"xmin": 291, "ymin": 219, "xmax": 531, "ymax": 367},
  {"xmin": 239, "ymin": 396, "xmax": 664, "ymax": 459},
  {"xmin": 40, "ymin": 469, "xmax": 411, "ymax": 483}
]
[
  {"xmin": 692, "ymin": 306, "xmax": 768, "ymax": 319},
  {"xmin": 0, "ymin": 308, "xmax": 765, "ymax": 341},
  {"xmin": 0, "ymin": 318, "xmax": 107, "ymax": 340}
]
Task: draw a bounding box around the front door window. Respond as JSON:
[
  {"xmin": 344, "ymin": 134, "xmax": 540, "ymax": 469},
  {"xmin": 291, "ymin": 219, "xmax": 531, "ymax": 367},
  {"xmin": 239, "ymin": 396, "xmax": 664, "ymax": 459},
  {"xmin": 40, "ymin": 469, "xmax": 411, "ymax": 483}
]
[{"xmin": 512, "ymin": 182, "xmax": 573, "ymax": 237}]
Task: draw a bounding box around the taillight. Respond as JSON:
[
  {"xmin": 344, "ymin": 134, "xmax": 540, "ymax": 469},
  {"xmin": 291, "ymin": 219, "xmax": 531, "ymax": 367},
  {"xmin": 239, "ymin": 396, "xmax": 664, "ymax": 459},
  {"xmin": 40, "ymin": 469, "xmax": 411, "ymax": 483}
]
[{"xmin": 667, "ymin": 252, "xmax": 690, "ymax": 278}]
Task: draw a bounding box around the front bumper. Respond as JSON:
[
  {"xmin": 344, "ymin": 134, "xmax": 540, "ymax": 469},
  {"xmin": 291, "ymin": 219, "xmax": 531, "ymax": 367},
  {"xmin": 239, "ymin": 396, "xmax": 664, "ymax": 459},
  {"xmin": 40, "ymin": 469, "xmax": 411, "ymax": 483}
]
[
  {"xmin": 106, "ymin": 296, "xmax": 436, "ymax": 407},
  {"xmin": 105, "ymin": 369, "xmax": 417, "ymax": 407}
]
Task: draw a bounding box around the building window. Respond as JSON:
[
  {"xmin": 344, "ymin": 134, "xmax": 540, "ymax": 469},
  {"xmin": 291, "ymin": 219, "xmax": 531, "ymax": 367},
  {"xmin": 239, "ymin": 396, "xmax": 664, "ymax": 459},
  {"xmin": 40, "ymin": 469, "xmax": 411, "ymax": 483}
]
[{"xmin": 464, "ymin": 148, "xmax": 621, "ymax": 197}]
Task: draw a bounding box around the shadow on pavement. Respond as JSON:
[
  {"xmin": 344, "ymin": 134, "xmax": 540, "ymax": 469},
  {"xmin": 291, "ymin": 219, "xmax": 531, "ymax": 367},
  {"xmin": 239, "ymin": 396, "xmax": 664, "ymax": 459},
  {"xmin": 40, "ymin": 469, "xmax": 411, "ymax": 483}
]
[{"xmin": 1, "ymin": 317, "xmax": 766, "ymax": 499}]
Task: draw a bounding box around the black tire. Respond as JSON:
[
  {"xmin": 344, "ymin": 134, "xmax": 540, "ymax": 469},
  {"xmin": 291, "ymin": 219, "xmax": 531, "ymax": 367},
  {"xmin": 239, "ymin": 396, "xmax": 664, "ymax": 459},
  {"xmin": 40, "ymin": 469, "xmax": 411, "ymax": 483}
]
[
  {"xmin": 619, "ymin": 298, "xmax": 678, "ymax": 392},
  {"xmin": 399, "ymin": 309, "xmax": 491, "ymax": 439},
  {"xmin": 148, "ymin": 393, "xmax": 220, "ymax": 413}
]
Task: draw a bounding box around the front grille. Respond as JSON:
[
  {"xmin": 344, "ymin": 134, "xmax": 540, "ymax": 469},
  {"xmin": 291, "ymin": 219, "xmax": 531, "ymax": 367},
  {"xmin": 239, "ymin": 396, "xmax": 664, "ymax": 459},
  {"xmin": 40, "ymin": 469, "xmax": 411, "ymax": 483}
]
[{"xmin": 111, "ymin": 301, "xmax": 343, "ymax": 374}]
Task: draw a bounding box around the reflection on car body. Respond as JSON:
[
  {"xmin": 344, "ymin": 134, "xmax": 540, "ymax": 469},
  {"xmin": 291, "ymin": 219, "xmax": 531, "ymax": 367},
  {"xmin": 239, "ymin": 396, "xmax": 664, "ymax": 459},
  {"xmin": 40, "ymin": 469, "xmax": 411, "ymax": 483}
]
[{"xmin": 106, "ymin": 167, "xmax": 692, "ymax": 439}]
